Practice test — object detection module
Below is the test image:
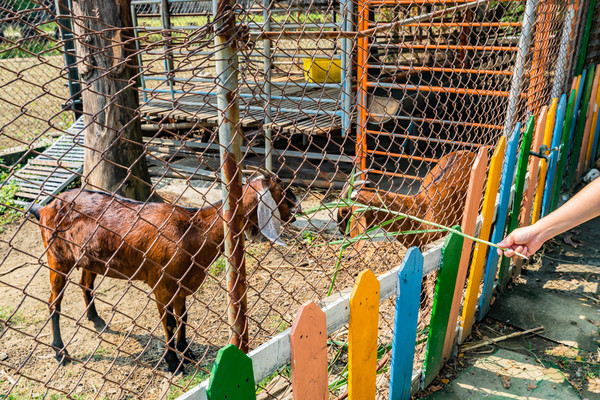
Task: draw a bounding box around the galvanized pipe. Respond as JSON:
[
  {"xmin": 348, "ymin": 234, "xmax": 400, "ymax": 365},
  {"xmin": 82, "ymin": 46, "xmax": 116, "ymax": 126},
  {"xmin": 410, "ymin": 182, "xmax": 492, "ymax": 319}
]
[
  {"xmin": 213, "ymin": 0, "xmax": 248, "ymax": 352},
  {"xmin": 263, "ymin": 0, "xmax": 273, "ymax": 172},
  {"xmin": 551, "ymin": 3, "xmax": 576, "ymax": 99},
  {"xmin": 502, "ymin": 0, "xmax": 538, "ymax": 136}
]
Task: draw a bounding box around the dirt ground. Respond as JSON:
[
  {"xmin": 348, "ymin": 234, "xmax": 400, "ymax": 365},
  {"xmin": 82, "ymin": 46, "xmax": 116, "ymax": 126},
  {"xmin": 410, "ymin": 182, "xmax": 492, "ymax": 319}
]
[
  {"xmin": 0, "ymin": 184, "xmax": 418, "ymax": 400},
  {"xmin": 0, "ymin": 56, "xmax": 71, "ymax": 149}
]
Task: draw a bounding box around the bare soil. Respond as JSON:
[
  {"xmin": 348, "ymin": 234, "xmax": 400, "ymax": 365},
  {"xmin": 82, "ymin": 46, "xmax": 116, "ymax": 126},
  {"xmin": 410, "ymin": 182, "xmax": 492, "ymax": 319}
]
[
  {"xmin": 0, "ymin": 186, "xmax": 417, "ymax": 399},
  {"xmin": 0, "ymin": 56, "xmax": 71, "ymax": 151}
]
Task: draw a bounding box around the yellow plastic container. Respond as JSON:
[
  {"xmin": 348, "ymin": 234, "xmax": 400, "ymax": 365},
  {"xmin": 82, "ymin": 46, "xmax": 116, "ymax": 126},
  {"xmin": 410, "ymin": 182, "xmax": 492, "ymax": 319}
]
[{"xmin": 302, "ymin": 58, "xmax": 342, "ymax": 83}]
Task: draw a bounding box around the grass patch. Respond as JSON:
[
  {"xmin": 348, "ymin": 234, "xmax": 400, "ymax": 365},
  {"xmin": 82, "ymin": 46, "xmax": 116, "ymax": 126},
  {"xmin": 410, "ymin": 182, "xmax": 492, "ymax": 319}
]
[
  {"xmin": 209, "ymin": 256, "xmax": 226, "ymax": 276},
  {"xmin": 167, "ymin": 370, "xmax": 210, "ymax": 400}
]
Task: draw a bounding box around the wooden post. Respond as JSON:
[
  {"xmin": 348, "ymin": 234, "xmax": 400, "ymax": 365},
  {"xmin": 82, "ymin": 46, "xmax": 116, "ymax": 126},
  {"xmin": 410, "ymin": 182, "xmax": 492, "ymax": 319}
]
[
  {"xmin": 551, "ymin": 89, "xmax": 577, "ymax": 210},
  {"xmin": 532, "ymin": 99, "xmax": 558, "ymax": 224},
  {"xmin": 348, "ymin": 269, "xmax": 380, "ymax": 399},
  {"xmin": 580, "ymin": 67, "xmax": 600, "ymax": 176},
  {"xmin": 459, "ymin": 137, "xmax": 506, "ymax": 344},
  {"xmin": 497, "ymin": 116, "xmax": 535, "ymax": 290},
  {"xmin": 389, "ymin": 248, "xmax": 423, "ymax": 400},
  {"xmin": 542, "ymin": 95, "xmax": 567, "ymax": 217},
  {"xmin": 290, "ymin": 302, "xmax": 328, "ymax": 400},
  {"xmin": 207, "ymin": 344, "xmax": 256, "ymax": 399},
  {"xmin": 478, "ymin": 123, "xmax": 521, "ymax": 320},
  {"xmin": 72, "ymin": 0, "xmax": 153, "ymax": 200},
  {"xmin": 423, "ymin": 228, "xmax": 464, "ymax": 387},
  {"xmin": 568, "ymin": 66, "xmax": 595, "ymax": 187},
  {"xmin": 442, "ymin": 148, "xmax": 487, "ymax": 361}
]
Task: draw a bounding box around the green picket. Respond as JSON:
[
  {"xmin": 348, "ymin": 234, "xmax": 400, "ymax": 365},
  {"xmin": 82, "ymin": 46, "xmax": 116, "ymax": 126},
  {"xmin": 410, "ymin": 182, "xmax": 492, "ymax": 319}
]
[
  {"xmin": 498, "ymin": 115, "xmax": 534, "ymax": 290},
  {"xmin": 551, "ymin": 89, "xmax": 576, "ymax": 211},
  {"xmin": 567, "ymin": 65, "xmax": 596, "ymax": 188},
  {"xmin": 422, "ymin": 228, "xmax": 464, "ymax": 387},
  {"xmin": 207, "ymin": 344, "xmax": 256, "ymax": 400}
]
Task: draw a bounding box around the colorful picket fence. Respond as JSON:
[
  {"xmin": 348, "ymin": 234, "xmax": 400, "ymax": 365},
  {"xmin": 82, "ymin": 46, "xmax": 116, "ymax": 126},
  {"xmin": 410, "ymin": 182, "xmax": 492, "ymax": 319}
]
[{"xmin": 177, "ymin": 66, "xmax": 600, "ymax": 400}]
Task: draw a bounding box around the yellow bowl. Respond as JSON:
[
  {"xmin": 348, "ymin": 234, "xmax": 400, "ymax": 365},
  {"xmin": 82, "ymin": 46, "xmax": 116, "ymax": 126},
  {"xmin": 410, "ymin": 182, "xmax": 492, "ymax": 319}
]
[{"xmin": 302, "ymin": 58, "xmax": 342, "ymax": 83}]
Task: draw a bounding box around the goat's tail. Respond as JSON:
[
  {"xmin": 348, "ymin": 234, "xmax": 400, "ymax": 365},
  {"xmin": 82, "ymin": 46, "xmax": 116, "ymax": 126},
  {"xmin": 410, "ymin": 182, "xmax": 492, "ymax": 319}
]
[{"xmin": 28, "ymin": 203, "xmax": 43, "ymax": 220}]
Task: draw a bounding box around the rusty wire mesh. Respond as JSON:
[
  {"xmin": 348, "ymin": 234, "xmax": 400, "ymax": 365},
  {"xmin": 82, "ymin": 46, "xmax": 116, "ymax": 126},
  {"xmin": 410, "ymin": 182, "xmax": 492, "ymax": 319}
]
[{"xmin": 0, "ymin": 0, "xmax": 577, "ymax": 398}]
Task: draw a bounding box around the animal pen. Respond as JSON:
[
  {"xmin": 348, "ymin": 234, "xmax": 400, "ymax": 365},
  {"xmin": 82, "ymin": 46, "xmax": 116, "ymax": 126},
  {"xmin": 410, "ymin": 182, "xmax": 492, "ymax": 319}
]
[{"xmin": 0, "ymin": 0, "xmax": 597, "ymax": 398}]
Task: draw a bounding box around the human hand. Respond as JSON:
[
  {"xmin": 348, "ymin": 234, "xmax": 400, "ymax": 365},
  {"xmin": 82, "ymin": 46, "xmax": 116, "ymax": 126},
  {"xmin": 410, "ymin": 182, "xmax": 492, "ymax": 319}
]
[{"xmin": 496, "ymin": 225, "xmax": 546, "ymax": 258}]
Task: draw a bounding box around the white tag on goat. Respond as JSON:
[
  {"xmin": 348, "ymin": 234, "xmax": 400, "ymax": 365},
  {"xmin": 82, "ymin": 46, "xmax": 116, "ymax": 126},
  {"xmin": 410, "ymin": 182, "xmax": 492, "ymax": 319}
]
[{"xmin": 257, "ymin": 188, "xmax": 287, "ymax": 246}]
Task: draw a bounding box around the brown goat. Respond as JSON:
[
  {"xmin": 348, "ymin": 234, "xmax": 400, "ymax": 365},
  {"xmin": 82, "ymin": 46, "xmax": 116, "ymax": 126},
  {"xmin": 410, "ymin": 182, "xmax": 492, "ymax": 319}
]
[
  {"xmin": 338, "ymin": 151, "xmax": 477, "ymax": 250},
  {"xmin": 30, "ymin": 176, "xmax": 298, "ymax": 373}
]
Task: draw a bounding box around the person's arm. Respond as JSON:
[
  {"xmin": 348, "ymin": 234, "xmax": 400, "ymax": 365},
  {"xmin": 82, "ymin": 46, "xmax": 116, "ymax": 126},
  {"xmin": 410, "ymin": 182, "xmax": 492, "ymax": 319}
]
[{"xmin": 498, "ymin": 177, "xmax": 600, "ymax": 257}]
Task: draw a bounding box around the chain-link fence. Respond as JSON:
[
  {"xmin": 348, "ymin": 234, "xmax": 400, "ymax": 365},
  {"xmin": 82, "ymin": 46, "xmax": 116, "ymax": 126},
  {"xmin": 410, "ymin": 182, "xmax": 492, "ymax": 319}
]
[{"xmin": 0, "ymin": 0, "xmax": 581, "ymax": 398}]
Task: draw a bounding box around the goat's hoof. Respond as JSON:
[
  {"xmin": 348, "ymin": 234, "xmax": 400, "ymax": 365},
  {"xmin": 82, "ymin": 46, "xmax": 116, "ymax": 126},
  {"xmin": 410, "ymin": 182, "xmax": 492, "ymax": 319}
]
[
  {"xmin": 55, "ymin": 350, "xmax": 71, "ymax": 366},
  {"xmin": 91, "ymin": 317, "xmax": 107, "ymax": 332},
  {"xmin": 182, "ymin": 349, "xmax": 196, "ymax": 364}
]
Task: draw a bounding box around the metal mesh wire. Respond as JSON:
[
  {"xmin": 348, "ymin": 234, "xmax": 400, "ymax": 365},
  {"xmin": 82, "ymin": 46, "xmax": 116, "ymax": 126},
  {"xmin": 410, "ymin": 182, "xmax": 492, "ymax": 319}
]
[{"xmin": 0, "ymin": 0, "xmax": 576, "ymax": 398}]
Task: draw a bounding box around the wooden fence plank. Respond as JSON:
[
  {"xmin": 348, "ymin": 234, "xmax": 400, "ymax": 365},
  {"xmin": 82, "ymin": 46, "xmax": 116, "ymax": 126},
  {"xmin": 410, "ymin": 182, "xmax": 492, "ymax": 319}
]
[
  {"xmin": 478, "ymin": 123, "xmax": 521, "ymax": 320},
  {"xmin": 581, "ymin": 67, "xmax": 600, "ymax": 174},
  {"xmin": 459, "ymin": 136, "xmax": 506, "ymax": 344},
  {"xmin": 498, "ymin": 115, "xmax": 535, "ymax": 289},
  {"xmin": 542, "ymin": 95, "xmax": 566, "ymax": 218},
  {"xmin": 442, "ymin": 148, "xmax": 488, "ymax": 361},
  {"xmin": 290, "ymin": 302, "xmax": 327, "ymax": 400},
  {"xmin": 568, "ymin": 67, "xmax": 595, "ymax": 187},
  {"xmin": 551, "ymin": 89, "xmax": 577, "ymax": 211},
  {"xmin": 423, "ymin": 228, "xmax": 464, "ymax": 387},
  {"xmin": 389, "ymin": 247, "xmax": 424, "ymax": 400},
  {"xmin": 566, "ymin": 74, "xmax": 584, "ymax": 157},
  {"xmin": 533, "ymin": 99, "xmax": 558, "ymax": 224},
  {"xmin": 207, "ymin": 344, "xmax": 256, "ymax": 400},
  {"xmin": 348, "ymin": 269, "xmax": 380, "ymax": 400},
  {"xmin": 521, "ymin": 108, "xmax": 547, "ymax": 226},
  {"xmin": 591, "ymin": 74, "xmax": 600, "ymax": 163}
]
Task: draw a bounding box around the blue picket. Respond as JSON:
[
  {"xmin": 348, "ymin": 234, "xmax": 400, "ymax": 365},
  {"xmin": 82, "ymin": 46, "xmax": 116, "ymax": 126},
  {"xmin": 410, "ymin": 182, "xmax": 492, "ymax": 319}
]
[
  {"xmin": 593, "ymin": 96, "xmax": 600, "ymax": 163},
  {"xmin": 477, "ymin": 123, "xmax": 521, "ymax": 320},
  {"xmin": 542, "ymin": 94, "xmax": 567, "ymax": 217},
  {"xmin": 389, "ymin": 247, "xmax": 424, "ymax": 400}
]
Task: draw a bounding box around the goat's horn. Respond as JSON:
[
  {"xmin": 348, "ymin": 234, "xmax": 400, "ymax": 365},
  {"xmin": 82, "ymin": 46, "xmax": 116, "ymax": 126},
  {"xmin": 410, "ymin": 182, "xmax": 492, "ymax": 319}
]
[
  {"xmin": 353, "ymin": 180, "xmax": 371, "ymax": 186},
  {"xmin": 242, "ymin": 165, "xmax": 271, "ymax": 177}
]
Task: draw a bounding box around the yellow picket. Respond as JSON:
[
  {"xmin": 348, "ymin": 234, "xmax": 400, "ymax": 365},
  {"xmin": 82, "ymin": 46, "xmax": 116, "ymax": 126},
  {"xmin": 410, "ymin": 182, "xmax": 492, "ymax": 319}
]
[
  {"xmin": 348, "ymin": 269, "xmax": 380, "ymax": 400},
  {"xmin": 532, "ymin": 98, "xmax": 558, "ymax": 224},
  {"xmin": 458, "ymin": 136, "xmax": 506, "ymax": 344}
]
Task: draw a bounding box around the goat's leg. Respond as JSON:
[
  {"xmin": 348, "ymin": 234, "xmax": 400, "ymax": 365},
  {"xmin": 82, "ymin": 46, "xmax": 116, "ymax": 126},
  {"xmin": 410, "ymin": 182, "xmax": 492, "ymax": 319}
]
[
  {"xmin": 80, "ymin": 270, "xmax": 106, "ymax": 332},
  {"xmin": 48, "ymin": 256, "xmax": 70, "ymax": 365},
  {"xmin": 173, "ymin": 296, "xmax": 195, "ymax": 363},
  {"xmin": 156, "ymin": 298, "xmax": 182, "ymax": 374}
]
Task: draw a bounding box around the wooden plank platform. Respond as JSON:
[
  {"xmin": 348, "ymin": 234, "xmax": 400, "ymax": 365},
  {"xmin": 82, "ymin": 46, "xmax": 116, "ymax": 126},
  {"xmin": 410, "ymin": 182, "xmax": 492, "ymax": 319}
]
[
  {"xmin": 140, "ymin": 79, "xmax": 344, "ymax": 135},
  {"xmin": 10, "ymin": 116, "xmax": 85, "ymax": 205}
]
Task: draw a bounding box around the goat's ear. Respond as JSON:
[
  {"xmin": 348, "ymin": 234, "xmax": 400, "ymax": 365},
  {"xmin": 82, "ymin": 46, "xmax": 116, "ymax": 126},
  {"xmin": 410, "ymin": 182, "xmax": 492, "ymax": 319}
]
[{"xmin": 257, "ymin": 188, "xmax": 287, "ymax": 246}]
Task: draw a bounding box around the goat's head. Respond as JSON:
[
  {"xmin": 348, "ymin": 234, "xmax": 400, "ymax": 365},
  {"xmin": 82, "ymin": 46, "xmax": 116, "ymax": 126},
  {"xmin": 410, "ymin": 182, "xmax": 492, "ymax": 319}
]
[{"xmin": 242, "ymin": 171, "xmax": 300, "ymax": 246}]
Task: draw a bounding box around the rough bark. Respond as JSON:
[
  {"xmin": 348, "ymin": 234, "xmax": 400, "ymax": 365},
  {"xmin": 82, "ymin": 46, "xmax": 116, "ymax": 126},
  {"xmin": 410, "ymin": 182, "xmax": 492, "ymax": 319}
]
[{"xmin": 72, "ymin": 0, "xmax": 153, "ymax": 200}]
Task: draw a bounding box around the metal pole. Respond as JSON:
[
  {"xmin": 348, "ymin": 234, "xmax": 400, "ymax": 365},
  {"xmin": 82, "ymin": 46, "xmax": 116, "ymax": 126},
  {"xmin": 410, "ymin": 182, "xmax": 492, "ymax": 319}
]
[
  {"xmin": 341, "ymin": 0, "xmax": 353, "ymax": 137},
  {"xmin": 551, "ymin": 3, "xmax": 577, "ymax": 99},
  {"xmin": 213, "ymin": 0, "xmax": 249, "ymax": 352},
  {"xmin": 55, "ymin": 0, "xmax": 82, "ymax": 117},
  {"xmin": 263, "ymin": 0, "xmax": 273, "ymax": 172},
  {"xmin": 130, "ymin": 3, "xmax": 148, "ymax": 104},
  {"xmin": 160, "ymin": 0, "xmax": 175, "ymax": 106},
  {"xmin": 502, "ymin": 0, "xmax": 538, "ymax": 137}
]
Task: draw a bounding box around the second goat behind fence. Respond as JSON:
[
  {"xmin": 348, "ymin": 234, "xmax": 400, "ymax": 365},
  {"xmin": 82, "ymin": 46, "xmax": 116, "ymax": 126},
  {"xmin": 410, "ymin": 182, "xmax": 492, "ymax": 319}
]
[
  {"xmin": 337, "ymin": 151, "xmax": 477, "ymax": 249},
  {"xmin": 29, "ymin": 173, "xmax": 298, "ymax": 374}
]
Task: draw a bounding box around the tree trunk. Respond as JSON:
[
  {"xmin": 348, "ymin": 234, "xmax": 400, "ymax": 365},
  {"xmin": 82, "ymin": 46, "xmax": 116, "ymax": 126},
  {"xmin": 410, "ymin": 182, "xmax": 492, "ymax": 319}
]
[{"xmin": 72, "ymin": 0, "xmax": 153, "ymax": 200}]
